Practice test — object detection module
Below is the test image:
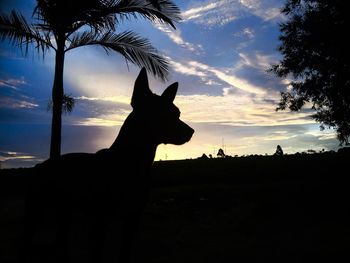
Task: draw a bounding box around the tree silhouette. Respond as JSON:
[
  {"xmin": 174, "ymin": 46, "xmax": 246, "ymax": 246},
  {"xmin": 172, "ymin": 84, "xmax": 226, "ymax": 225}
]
[
  {"xmin": 217, "ymin": 148, "xmax": 225, "ymax": 158},
  {"xmin": 0, "ymin": 0, "xmax": 181, "ymax": 158},
  {"xmin": 274, "ymin": 145, "xmax": 284, "ymax": 156},
  {"xmin": 271, "ymin": 0, "xmax": 350, "ymax": 145}
]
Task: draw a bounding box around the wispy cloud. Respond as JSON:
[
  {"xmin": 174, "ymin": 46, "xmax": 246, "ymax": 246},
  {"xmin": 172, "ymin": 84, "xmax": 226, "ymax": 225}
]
[
  {"xmin": 76, "ymin": 95, "xmax": 130, "ymax": 105},
  {"xmin": 0, "ymin": 150, "xmax": 44, "ymax": 168},
  {"xmin": 74, "ymin": 117, "xmax": 124, "ymax": 127},
  {"xmin": 0, "ymin": 78, "xmax": 27, "ymax": 90},
  {"xmin": 239, "ymin": 0, "xmax": 282, "ymax": 21},
  {"xmin": 305, "ymin": 130, "xmax": 337, "ymax": 141},
  {"xmin": 182, "ymin": 0, "xmax": 282, "ymax": 27},
  {"xmin": 0, "ymin": 151, "xmax": 35, "ymax": 162},
  {"xmin": 210, "ymin": 67, "xmax": 267, "ymax": 95},
  {"xmin": 156, "ymin": 24, "xmax": 203, "ymax": 54},
  {"xmin": 175, "ymin": 93, "xmax": 314, "ymax": 127},
  {"xmin": 167, "ymin": 56, "xmax": 267, "ymax": 95},
  {"xmin": 166, "ymin": 57, "xmax": 207, "ymax": 78},
  {"xmin": 242, "ymin": 28, "xmax": 255, "ymax": 39},
  {"xmin": 232, "ymin": 27, "xmax": 256, "ymax": 49},
  {"xmin": 0, "ymin": 96, "xmax": 39, "ymax": 109},
  {"xmin": 182, "ymin": 0, "xmax": 237, "ymax": 27},
  {"xmin": 0, "ymin": 77, "xmax": 37, "ymax": 109},
  {"xmin": 72, "ymin": 96, "xmax": 132, "ymax": 127},
  {"xmin": 182, "ymin": 1, "xmax": 223, "ymax": 20},
  {"xmin": 235, "ymin": 52, "xmax": 279, "ymax": 72}
]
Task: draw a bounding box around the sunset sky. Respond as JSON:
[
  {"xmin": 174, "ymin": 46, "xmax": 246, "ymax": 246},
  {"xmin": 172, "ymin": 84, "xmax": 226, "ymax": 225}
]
[{"xmin": 0, "ymin": 0, "xmax": 340, "ymax": 168}]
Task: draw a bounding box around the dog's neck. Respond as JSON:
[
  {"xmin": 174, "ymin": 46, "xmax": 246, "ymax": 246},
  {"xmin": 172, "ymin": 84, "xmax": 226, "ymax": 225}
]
[{"xmin": 109, "ymin": 111, "xmax": 158, "ymax": 167}]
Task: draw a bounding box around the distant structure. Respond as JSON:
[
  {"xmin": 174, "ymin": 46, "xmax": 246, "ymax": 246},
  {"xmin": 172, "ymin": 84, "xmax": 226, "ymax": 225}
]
[
  {"xmin": 274, "ymin": 145, "xmax": 284, "ymax": 156},
  {"xmin": 199, "ymin": 153, "xmax": 209, "ymax": 159},
  {"xmin": 217, "ymin": 148, "xmax": 226, "ymax": 158}
]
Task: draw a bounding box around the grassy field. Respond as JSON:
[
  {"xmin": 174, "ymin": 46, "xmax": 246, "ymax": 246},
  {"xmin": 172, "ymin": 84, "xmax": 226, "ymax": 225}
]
[{"xmin": 1, "ymin": 152, "xmax": 349, "ymax": 262}]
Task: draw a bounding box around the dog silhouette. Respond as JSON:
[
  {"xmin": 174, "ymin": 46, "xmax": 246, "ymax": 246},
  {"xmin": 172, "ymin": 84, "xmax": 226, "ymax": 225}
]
[{"xmin": 21, "ymin": 68, "xmax": 194, "ymax": 263}]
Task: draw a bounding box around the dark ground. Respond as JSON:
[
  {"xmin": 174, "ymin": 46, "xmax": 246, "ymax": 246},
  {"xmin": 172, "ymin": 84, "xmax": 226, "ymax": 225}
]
[{"xmin": 1, "ymin": 151, "xmax": 349, "ymax": 262}]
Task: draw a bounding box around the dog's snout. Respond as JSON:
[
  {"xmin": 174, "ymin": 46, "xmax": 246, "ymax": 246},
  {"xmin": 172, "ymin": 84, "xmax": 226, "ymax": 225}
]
[
  {"xmin": 167, "ymin": 120, "xmax": 194, "ymax": 145},
  {"xmin": 183, "ymin": 123, "xmax": 194, "ymax": 142},
  {"xmin": 187, "ymin": 126, "xmax": 194, "ymax": 139}
]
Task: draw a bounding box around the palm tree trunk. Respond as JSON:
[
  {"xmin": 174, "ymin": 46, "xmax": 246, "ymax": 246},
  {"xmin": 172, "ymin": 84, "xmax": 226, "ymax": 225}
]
[{"xmin": 50, "ymin": 35, "xmax": 65, "ymax": 159}]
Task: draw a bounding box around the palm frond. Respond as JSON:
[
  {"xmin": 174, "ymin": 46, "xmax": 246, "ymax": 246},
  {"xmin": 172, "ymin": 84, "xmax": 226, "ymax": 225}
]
[
  {"xmin": 47, "ymin": 94, "xmax": 75, "ymax": 114},
  {"xmin": 0, "ymin": 10, "xmax": 55, "ymax": 56},
  {"xmin": 34, "ymin": 0, "xmax": 118, "ymax": 34},
  {"xmin": 99, "ymin": 0, "xmax": 181, "ymax": 30},
  {"xmin": 32, "ymin": 1, "xmax": 181, "ymax": 35},
  {"xmin": 62, "ymin": 94, "xmax": 75, "ymax": 114},
  {"xmin": 66, "ymin": 30, "xmax": 169, "ymax": 80}
]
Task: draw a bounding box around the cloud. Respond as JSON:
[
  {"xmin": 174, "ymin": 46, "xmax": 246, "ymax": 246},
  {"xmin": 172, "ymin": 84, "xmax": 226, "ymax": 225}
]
[
  {"xmin": 167, "ymin": 56, "xmax": 267, "ymax": 95},
  {"xmin": 204, "ymin": 79, "xmax": 222, "ymax": 86},
  {"xmin": 0, "ymin": 151, "xmax": 35, "ymax": 162},
  {"xmin": 210, "ymin": 67, "xmax": 266, "ymax": 95},
  {"xmin": 237, "ymin": 52, "xmax": 279, "ymax": 71},
  {"xmin": 74, "ymin": 117, "xmax": 124, "ymax": 127},
  {"xmin": 305, "ymin": 130, "xmax": 337, "ymax": 141},
  {"xmin": 182, "ymin": 0, "xmax": 238, "ymax": 27},
  {"xmin": 68, "ymin": 96, "xmax": 132, "ymax": 127},
  {"xmin": 76, "ymin": 95, "xmax": 130, "ymax": 105},
  {"xmin": 174, "ymin": 93, "xmax": 314, "ymax": 127},
  {"xmin": 155, "ymin": 23, "xmax": 203, "ymax": 54},
  {"xmin": 233, "ymin": 52, "xmax": 279, "ymax": 80},
  {"xmin": 228, "ymin": 52, "xmax": 291, "ymax": 94},
  {"xmin": 0, "ymin": 96, "xmax": 39, "ymax": 109},
  {"xmin": 0, "ymin": 78, "xmax": 27, "ymax": 90},
  {"xmin": 166, "ymin": 57, "xmax": 207, "ymax": 78},
  {"xmin": 232, "ymin": 27, "xmax": 256, "ymax": 49},
  {"xmin": 182, "ymin": 1, "xmax": 223, "ymax": 20},
  {"xmin": 0, "ymin": 77, "xmax": 39, "ymax": 110},
  {"xmin": 239, "ymin": 0, "xmax": 282, "ymax": 21},
  {"xmin": 242, "ymin": 27, "xmax": 255, "ymax": 39},
  {"xmin": 181, "ymin": 0, "xmax": 283, "ymax": 27}
]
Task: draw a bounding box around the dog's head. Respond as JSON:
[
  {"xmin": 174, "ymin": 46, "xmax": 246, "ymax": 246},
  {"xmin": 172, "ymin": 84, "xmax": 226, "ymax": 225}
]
[{"xmin": 130, "ymin": 68, "xmax": 194, "ymax": 145}]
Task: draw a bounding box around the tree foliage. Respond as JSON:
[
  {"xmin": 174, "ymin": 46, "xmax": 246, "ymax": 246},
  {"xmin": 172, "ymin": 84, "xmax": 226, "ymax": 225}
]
[{"xmin": 271, "ymin": 0, "xmax": 350, "ymax": 145}]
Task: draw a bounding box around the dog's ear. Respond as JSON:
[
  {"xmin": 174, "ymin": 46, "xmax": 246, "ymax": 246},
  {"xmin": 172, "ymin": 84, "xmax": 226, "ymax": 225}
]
[
  {"xmin": 131, "ymin": 67, "xmax": 152, "ymax": 108},
  {"xmin": 161, "ymin": 82, "xmax": 178, "ymax": 103}
]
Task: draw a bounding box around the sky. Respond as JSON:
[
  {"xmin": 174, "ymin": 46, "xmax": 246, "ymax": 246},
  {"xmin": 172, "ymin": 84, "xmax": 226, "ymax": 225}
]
[{"xmin": 0, "ymin": 0, "xmax": 340, "ymax": 168}]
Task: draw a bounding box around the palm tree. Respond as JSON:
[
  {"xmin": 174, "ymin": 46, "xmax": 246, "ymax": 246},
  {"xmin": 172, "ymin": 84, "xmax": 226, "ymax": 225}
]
[{"xmin": 0, "ymin": 0, "xmax": 181, "ymax": 159}]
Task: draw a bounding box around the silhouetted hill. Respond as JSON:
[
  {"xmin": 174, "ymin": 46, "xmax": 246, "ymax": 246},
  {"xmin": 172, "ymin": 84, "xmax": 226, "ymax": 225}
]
[
  {"xmin": 1, "ymin": 151, "xmax": 349, "ymax": 262},
  {"xmin": 152, "ymin": 151, "xmax": 347, "ymax": 187}
]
